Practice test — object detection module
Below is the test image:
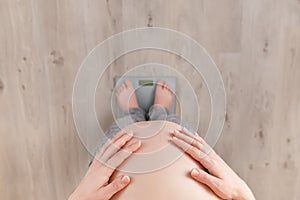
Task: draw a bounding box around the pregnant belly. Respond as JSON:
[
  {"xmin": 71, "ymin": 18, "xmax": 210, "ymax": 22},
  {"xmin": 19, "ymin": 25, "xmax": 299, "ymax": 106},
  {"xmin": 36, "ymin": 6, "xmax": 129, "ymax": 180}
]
[{"xmin": 110, "ymin": 121, "xmax": 220, "ymax": 200}]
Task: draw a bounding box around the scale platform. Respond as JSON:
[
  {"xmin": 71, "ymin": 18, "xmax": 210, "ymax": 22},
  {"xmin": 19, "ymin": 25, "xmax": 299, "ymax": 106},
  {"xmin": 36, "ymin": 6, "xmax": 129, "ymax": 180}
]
[{"xmin": 113, "ymin": 76, "xmax": 177, "ymax": 117}]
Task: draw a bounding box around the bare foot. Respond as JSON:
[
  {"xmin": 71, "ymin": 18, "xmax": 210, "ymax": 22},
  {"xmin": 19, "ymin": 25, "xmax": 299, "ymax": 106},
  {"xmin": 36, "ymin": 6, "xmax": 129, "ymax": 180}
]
[
  {"xmin": 154, "ymin": 80, "xmax": 174, "ymax": 111},
  {"xmin": 115, "ymin": 80, "xmax": 139, "ymax": 111}
]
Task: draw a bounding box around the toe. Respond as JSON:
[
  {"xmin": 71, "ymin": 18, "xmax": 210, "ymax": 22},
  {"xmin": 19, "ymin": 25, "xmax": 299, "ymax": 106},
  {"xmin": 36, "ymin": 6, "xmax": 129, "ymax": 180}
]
[
  {"xmin": 166, "ymin": 84, "xmax": 172, "ymax": 92},
  {"xmin": 157, "ymin": 80, "xmax": 165, "ymax": 89},
  {"xmin": 121, "ymin": 83, "xmax": 126, "ymax": 90},
  {"xmin": 117, "ymin": 84, "xmax": 124, "ymax": 94},
  {"xmin": 157, "ymin": 80, "xmax": 164, "ymax": 85},
  {"xmin": 164, "ymin": 83, "xmax": 169, "ymax": 91},
  {"xmin": 123, "ymin": 81, "xmax": 128, "ymax": 88},
  {"xmin": 124, "ymin": 80, "xmax": 133, "ymax": 88},
  {"xmin": 162, "ymin": 82, "xmax": 168, "ymax": 89}
]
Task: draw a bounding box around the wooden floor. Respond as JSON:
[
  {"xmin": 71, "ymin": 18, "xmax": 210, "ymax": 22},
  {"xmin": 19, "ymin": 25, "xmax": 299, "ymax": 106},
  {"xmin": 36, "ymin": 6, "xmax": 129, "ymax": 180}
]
[{"xmin": 0, "ymin": 0, "xmax": 299, "ymax": 199}]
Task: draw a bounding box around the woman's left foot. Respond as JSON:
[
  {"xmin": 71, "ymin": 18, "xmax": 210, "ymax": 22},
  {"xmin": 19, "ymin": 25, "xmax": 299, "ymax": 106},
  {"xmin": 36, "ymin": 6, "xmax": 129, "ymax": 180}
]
[
  {"xmin": 154, "ymin": 80, "xmax": 174, "ymax": 111},
  {"xmin": 115, "ymin": 80, "xmax": 139, "ymax": 111}
]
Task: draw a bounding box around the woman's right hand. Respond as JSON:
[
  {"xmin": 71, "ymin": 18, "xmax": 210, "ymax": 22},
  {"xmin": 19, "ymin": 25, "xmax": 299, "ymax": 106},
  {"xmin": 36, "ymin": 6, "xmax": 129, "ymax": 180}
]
[
  {"xmin": 170, "ymin": 128, "xmax": 255, "ymax": 200},
  {"xmin": 69, "ymin": 131, "xmax": 141, "ymax": 200}
]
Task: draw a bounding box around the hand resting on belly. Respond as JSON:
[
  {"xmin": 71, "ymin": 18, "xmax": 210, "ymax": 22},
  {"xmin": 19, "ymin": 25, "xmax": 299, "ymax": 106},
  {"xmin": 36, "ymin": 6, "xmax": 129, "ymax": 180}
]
[{"xmin": 110, "ymin": 120, "xmax": 221, "ymax": 200}]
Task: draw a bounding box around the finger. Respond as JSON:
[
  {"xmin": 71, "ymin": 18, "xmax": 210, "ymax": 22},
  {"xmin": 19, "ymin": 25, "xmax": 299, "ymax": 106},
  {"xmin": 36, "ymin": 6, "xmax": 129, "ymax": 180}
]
[
  {"xmin": 97, "ymin": 131, "xmax": 127, "ymax": 157},
  {"xmin": 90, "ymin": 131, "xmax": 132, "ymax": 170},
  {"xmin": 170, "ymin": 136, "xmax": 219, "ymax": 174},
  {"xmin": 190, "ymin": 168, "xmax": 226, "ymax": 198},
  {"xmin": 170, "ymin": 136, "xmax": 202, "ymax": 160},
  {"xmin": 176, "ymin": 128, "xmax": 214, "ymax": 157},
  {"xmin": 171, "ymin": 129, "xmax": 202, "ymax": 149},
  {"xmin": 105, "ymin": 140, "xmax": 142, "ymax": 173},
  {"xmin": 178, "ymin": 127, "xmax": 205, "ymax": 144},
  {"xmin": 98, "ymin": 175, "xmax": 131, "ymax": 200},
  {"xmin": 100, "ymin": 132, "xmax": 134, "ymax": 162},
  {"xmin": 88, "ymin": 140, "xmax": 141, "ymax": 189}
]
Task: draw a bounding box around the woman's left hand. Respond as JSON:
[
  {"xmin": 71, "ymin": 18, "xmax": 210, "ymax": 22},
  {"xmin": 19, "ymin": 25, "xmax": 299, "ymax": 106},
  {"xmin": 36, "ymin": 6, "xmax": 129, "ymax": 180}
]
[{"xmin": 170, "ymin": 128, "xmax": 255, "ymax": 200}]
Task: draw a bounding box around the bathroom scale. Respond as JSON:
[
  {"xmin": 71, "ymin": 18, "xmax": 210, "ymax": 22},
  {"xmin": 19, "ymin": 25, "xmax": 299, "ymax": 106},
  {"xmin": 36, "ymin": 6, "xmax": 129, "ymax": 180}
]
[{"xmin": 113, "ymin": 76, "xmax": 177, "ymax": 117}]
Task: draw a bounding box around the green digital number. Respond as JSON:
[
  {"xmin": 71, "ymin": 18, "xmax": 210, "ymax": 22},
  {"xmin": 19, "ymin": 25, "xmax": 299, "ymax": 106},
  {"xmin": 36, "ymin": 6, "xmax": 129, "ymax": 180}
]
[{"xmin": 139, "ymin": 80, "xmax": 153, "ymax": 86}]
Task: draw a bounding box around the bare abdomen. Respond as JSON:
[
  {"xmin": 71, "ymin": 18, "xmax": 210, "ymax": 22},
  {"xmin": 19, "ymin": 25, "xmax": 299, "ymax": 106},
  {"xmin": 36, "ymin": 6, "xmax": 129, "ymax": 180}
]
[{"xmin": 110, "ymin": 121, "xmax": 220, "ymax": 200}]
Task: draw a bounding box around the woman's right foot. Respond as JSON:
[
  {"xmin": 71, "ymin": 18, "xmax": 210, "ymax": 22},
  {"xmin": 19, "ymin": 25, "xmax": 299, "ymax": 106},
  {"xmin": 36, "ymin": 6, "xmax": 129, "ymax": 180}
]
[
  {"xmin": 154, "ymin": 80, "xmax": 174, "ymax": 111},
  {"xmin": 115, "ymin": 80, "xmax": 139, "ymax": 111}
]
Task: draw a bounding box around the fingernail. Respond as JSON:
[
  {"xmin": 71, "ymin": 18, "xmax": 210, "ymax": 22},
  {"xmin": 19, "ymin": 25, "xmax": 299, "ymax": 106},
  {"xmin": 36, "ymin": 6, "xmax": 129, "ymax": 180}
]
[
  {"xmin": 129, "ymin": 140, "xmax": 142, "ymax": 150},
  {"xmin": 122, "ymin": 175, "xmax": 130, "ymax": 184},
  {"xmin": 191, "ymin": 169, "xmax": 199, "ymax": 177},
  {"xmin": 175, "ymin": 130, "xmax": 180, "ymax": 134},
  {"xmin": 134, "ymin": 140, "xmax": 141, "ymax": 146}
]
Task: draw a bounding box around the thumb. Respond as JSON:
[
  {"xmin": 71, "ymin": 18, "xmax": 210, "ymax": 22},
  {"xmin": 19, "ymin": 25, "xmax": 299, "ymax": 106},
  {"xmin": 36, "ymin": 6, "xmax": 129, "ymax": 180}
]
[
  {"xmin": 191, "ymin": 168, "xmax": 222, "ymax": 192},
  {"xmin": 98, "ymin": 175, "xmax": 131, "ymax": 199}
]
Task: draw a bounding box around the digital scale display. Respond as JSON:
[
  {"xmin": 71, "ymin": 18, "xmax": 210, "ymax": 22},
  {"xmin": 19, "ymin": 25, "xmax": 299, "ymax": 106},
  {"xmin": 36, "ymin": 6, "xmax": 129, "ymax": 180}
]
[{"xmin": 139, "ymin": 80, "xmax": 154, "ymax": 86}]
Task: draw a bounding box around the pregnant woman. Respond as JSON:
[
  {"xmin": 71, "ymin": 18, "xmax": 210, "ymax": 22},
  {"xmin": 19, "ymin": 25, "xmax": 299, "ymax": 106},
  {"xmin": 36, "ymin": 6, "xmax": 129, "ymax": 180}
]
[{"xmin": 69, "ymin": 80, "xmax": 255, "ymax": 200}]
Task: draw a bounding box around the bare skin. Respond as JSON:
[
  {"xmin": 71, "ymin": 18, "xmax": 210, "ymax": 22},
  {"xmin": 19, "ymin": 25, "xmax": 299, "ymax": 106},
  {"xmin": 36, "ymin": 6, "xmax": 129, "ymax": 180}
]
[
  {"xmin": 110, "ymin": 121, "xmax": 221, "ymax": 200},
  {"xmin": 70, "ymin": 80, "xmax": 255, "ymax": 200},
  {"xmin": 115, "ymin": 80, "xmax": 139, "ymax": 111},
  {"xmin": 154, "ymin": 80, "xmax": 174, "ymax": 110},
  {"xmin": 170, "ymin": 128, "xmax": 256, "ymax": 200},
  {"xmin": 116, "ymin": 79, "xmax": 174, "ymax": 111},
  {"xmin": 68, "ymin": 131, "xmax": 142, "ymax": 200}
]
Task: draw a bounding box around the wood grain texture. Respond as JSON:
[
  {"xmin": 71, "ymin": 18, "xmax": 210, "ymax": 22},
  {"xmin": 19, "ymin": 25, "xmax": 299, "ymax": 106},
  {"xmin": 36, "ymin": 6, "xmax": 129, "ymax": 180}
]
[{"xmin": 0, "ymin": 0, "xmax": 299, "ymax": 199}]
